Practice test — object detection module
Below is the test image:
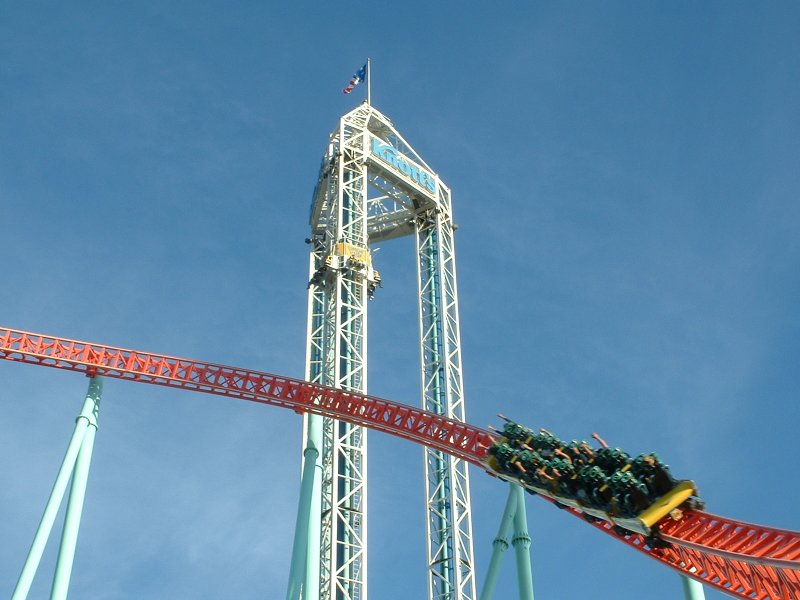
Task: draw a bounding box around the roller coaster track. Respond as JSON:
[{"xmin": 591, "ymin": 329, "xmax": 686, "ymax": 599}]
[{"xmin": 2, "ymin": 327, "xmax": 799, "ymax": 599}]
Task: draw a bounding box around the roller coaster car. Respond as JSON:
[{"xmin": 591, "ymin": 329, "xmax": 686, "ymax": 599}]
[{"xmin": 484, "ymin": 442, "xmax": 704, "ymax": 538}]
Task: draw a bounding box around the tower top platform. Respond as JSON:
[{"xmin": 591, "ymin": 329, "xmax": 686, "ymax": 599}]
[{"xmin": 310, "ymin": 103, "xmax": 453, "ymax": 243}]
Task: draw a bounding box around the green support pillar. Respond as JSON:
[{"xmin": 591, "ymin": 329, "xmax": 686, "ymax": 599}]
[
  {"xmin": 681, "ymin": 574, "xmax": 706, "ymax": 600},
  {"xmin": 50, "ymin": 377, "xmax": 102, "ymax": 599},
  {"xmin": 303, "ymin": 419, "xmax": 322, "ymax": 600},
  {"xmin": 480, "ymin": 484, "xmax": 517, "ymax": 600},
  {"xmin": 12, "ymin": 376, "xmax": 103, "ymax": 600},
  {"xmin": 511, "ymin": 485, "xmax": 534, "ymax": 600},
  {"xmin": 286, "ymin": 413, "xmax": 323, "ymax": 600},
  {"xmin": 286, "ymin": 414, "xmax": 322, "ymax": 600},
  {"xmin": 479, "ymin": 483, "xmax": 535, "ymax": 600}
]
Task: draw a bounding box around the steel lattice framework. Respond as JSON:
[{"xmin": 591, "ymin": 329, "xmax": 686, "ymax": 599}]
[
  {"xmin": 417, "ymin": 211, "xmax": 475, "ymax": 600},
  {"xmin": 306, "ymin": 105, "xmax": 372, "ymax": 600},
  {"xmin": 3, "ymin": 326, "xmax": 800, "ymax": 599},
  {"xmin": 306, "ymin": 104, "xmax": 476, "ymax": 600}
]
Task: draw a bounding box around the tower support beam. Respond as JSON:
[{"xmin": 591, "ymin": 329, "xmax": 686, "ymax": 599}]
[
  {"xmin": 417, "ymin": 209, "xmax": 476, "ymax": 600},
  {"xmin": 304, "ymin": 105, "xmax": 371, "ymax": 600}
]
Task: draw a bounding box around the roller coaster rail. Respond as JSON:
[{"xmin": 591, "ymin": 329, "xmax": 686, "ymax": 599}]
[{"xmin": 3, "ymin": 326, "xmax": 800, "ymax": 600}]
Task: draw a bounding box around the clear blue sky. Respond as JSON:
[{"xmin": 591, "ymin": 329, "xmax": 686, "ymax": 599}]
[{"xmin": 2, "ymin": 2, "xmax": 799, "ymax": 599}]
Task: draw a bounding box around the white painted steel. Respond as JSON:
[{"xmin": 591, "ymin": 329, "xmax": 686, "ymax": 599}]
[
  {"xmin": 304, "ymin": 103, "xmax": 475, "ymax": 600},
  {"xmin": 416, "ymin": 207, "xmax": 476, "ymax": 600}
]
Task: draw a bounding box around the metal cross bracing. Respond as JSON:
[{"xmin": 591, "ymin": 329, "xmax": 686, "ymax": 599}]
[
  {"xmin": 307, "ymin": 103, "xmax": 476, "ymax": 600},
  {"xmin": 4, "ymin": 325, "xmax": 800, "ymax": 599},
  {"xmin": 417, "ymin": 211, "xmax": 475, "ymax": 600},
  {"xmin": 306, "ymin": 105, "xmax": 372, "ymax": 600}
]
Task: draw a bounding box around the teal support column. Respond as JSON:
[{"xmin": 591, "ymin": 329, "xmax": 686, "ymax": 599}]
[
  {"xmin": 681, "ymin": 575, "xmax": 706, "ymax": 600},
  {"xmin": 50, "ymin": 377, "xmax": 102, "ymax": 600},
  {"xmin": 479, "ymin": 484, "xmax": 517, "ymax": 600},
  {"xmin": 303, "ymin": 414, "xmax": 323, "ymax": 600},
  {"xmin": 12, "ymin": 377, "xmax": 103, "ymax": 600},
  {"xmin": 479, "ymin": 484, "xmax": 535, "ymax": 600},
  {"xmin": 286, "ymin": 414, "xmax": 322, "ymax": 600},
  {"xmin": 511, "ymin": 485, "xmax": 534, "ymax": 600}
]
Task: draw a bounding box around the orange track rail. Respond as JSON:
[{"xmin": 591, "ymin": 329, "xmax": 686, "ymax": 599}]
[{"xmin": 2, "ymin": 327, "xmax": 799, "ymax": 599}]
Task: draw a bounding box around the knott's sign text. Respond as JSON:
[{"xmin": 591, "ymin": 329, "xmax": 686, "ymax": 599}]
[{"xmin": 370, "ymin": 137, "xmax": 437, "ymax": 195}]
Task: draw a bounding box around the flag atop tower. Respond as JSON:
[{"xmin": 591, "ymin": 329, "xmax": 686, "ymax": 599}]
[{"xmin": 343, "ymin": 63, "xmax": 367, "ymax": 94}]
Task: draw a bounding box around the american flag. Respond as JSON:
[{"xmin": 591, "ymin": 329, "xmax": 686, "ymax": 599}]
[{"xmin": 343, "ymin": 63, "xmax": 367, "ymax": 94}]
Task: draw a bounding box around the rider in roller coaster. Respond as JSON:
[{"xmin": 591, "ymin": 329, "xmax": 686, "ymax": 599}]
[{"xmin": 487, "ymin": 417, "xmax": 679, "ymax": 520}]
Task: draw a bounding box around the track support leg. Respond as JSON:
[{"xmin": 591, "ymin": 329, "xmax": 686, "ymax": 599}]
[
  {"xmin": 286, "ymin": 413, "xmax": 323, "ymax": 600},
  {"xmin": 303, "ymin": 417, "xmax": 322, "ymax": 600},
  {"xmin": 50, "ymin": 376, "xmax": 102, "ymax": 600},
  {"xmin": 12, "ymin": 376, "xmax": 103, "ymax": 600},
  {"xmin": 480, "ymin": 483, "xmax": 517, "ymax": 600},
  {"xmin": 681, "ymin": 574, "xmax": 706, "ymax": 600},
  {"xmin": 479, "ymin": 483, "xmax": 535, "ymax": 600},
  {"xmin": 511, "ymin": 485, "xmax": 535, "ymax": 600}
]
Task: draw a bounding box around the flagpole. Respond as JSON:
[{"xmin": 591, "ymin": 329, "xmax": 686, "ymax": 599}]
[{"xmin": 367, "ymin": 57, "xmax": 371, "ymax": 105}]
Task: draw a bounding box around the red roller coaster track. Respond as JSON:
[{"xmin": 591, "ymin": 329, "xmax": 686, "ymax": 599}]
[{"xmin": 2, "ymin": 327, "xmax": 799, "ymax": 599}]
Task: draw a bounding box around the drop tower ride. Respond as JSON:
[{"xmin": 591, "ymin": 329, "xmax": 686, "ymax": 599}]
[{"xmin": 295, "ymin": 102, "xmax": 476, "ymax": 600}]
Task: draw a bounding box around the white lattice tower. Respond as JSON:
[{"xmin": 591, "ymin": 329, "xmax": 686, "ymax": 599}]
[{"xmin": 304, "ymin": 103, "xmax": 475, "ymax": 600}]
